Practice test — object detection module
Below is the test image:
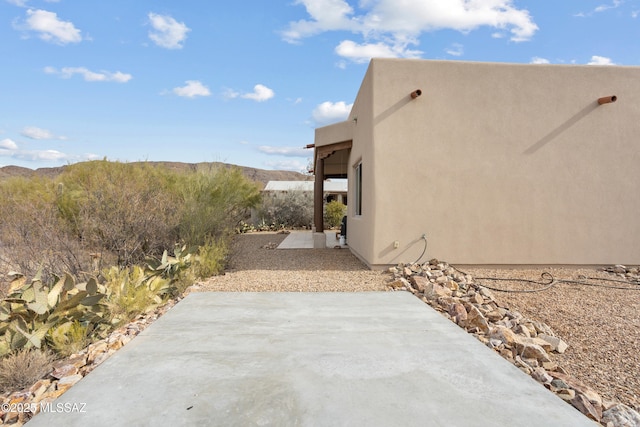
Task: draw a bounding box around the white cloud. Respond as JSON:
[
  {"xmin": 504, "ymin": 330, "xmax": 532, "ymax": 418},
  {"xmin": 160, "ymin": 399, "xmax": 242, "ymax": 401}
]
[
  {"xmin": 0, "ymin": 138, "xmax": 19, "ymax": 150},
  {"xmin": 0, "ymin": 139, "xmax": 98, "ymax": 164},
  {"xmin": 22, "ymin": 9, "xmax": 82, "ymax": 44},
  {"xmin": 21, "ymin": 126, "xmax": 67, "ymax": 140},
  {"xmin": 264, "ymin": 159, "xmax": 309, "ymax": 172},
  {"xmin": 284, "ymin": 0, "xmax": 538, "ymax": 62},
  {"xmin": 335, "ymin": 60, "xmax": 348, "ymax": 69},
  {"xmin": 530, "ymin": 57, "xmax": 550, "ymax": 64},
  {"xmin": 587, "ymin": 55, "xmax": 615, "ymax": 65},
  {"xmin": 225, "ymin": 84, "xmax": 275, "ymax": 102},
  {"xmin": 594, "ymin": 0, "xmax": 622, "ymax": 13},
  {"xmin": 257, "ymin": 146, "xmax": 308, "ymax": 157},
  {"xmin": 223, "ymin": 88, "xmax": 240, "ymax": 100},
  {"xmin": 17, "ymin": 149, "xmax": 68, "ymax": 161},
  {"xmin": 335, "ymin": 40, "xmax": 422, "ymax": 63},
  {"xmin": 148, "ymin": 13, "xmax": 190, "ymax": 49},
  {"xmin": 445, "ymin": 43, "xmax": 464, "ymax": 57},
  {"xmin": 241, "ymin": 84, "xmax": 275, "ymax": 102},
  {"xmin": 8, "ymin": 0, "xmax": 62, "ymax": 6},
  {"xmin": 575, "ymin": 0, "xmax": 622, "ymax": 17},
  {"xmin": 312, "ymin": 101, "xmax": 353, "ymax": 126},
  {"xmin": 44, "ymin": 66, "xmax": 132, "ymax": 83},
  {"xmin": 172, "ymin": 80, "xmax": 211, "ymax": 98}
]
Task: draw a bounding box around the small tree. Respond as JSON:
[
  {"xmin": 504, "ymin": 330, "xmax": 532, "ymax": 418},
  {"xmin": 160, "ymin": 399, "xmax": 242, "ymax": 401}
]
[
  {"xmin": 178, "ymin": 165, "xmax": 261, "ymax": 245},
  {"xmin": 324, "ymin": 200, "xmax": 346, "ymax": 228}
]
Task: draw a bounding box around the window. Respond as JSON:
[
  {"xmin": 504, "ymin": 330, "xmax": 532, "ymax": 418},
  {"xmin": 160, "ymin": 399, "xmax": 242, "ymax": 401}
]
[{"xmin": 354, "ymin": 162, "xmax": 362, "ymax": 216}]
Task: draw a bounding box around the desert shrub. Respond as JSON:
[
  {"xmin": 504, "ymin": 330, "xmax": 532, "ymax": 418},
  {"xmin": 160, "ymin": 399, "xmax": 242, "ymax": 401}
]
[
  {"xmin": 56, "ymin": 160, "xmax": 182, "ymax": 267},
  {"xmin": 0, "ymin": 161, "xmax": 257, "ymax": 283},
  {"xmin": 178, "ymin": 166, "xmax": 261, "ymax": 245},
  {"xmin": 235, "ymin": 221, "xmax": 255, "ymax": 234},
  {"xmin": 0, "ymin": 349, "xmax": 54, "ymax": 393},
  {"xmin": 324, "ymin": 201, "xmax": 346, "ymax": 228},
  {"xmin": 256, "ymin": 189, "xmax": 313, "ymax": 229},
  {"xmin": 192, "ymin": 238, "xmax": 228, "ymax": 280},
  {"xmin": 0, "ymin": 177, "xmax": 90, "ymax": 283},
  {"xmin": 48, "ymin": 320, "xmax": 89, "ymax": 357}
]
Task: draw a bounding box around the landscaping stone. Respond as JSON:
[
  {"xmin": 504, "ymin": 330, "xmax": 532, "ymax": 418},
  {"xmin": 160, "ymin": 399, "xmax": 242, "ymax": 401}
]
[
  {"xmin": 464, "ymin": 305, "xmax": 490, "ymax": 334},
  {"xmin": 448, "ymin": 302, "xmax": 467, "ymax": 324},
  {"xmin": 602, "ymin": 403, "xmax": 640, "ymax": 427},
  {"xmin": 532, "ymin": 367, "xmax": 554, "ymax": 384},
  {"xmin": 538, "ymin": 334, "xmax": 569, "ymax": 354},
  {"xmin": 572, "ymin": 393, "xmax": 603, "ymax": 422}
]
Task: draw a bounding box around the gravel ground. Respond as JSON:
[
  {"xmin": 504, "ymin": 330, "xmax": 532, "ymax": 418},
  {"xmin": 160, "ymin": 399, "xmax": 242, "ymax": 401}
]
[
  {"xmin": 461, "ymin": 266, "xmax": 640, "ymax": 411},
  {"xmin": 192, "ymin": 232, "xmax": 388, "ymax": 292},
  {"xmin": 191, "ymin": 232, "xmax": 640, "ymax": 411}
]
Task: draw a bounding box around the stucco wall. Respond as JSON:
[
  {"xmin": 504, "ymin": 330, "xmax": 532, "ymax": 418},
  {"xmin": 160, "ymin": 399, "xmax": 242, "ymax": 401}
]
[
  {"xmin": 355, "ymin": 58, "xmax": 640, "ymax": 267},
  {"xmin": 343, "ymin": 64, "xmax": 377, "ymax": 265}
]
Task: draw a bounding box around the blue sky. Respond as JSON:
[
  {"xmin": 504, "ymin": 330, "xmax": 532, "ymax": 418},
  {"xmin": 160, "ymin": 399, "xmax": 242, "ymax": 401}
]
[{"xmin": 1, "ymin": 0, "xmax": 639, "ymax": 172}]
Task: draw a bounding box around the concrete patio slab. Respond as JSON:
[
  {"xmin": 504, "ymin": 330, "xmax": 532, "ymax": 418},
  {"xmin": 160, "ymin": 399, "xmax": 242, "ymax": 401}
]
[
  {"xmin": 277, "ymin": 230, "xmax": 346, "ymax": 249},
  {"xmin": 28, "ymin": 292, "xmax": 594, "ymax": 427}
]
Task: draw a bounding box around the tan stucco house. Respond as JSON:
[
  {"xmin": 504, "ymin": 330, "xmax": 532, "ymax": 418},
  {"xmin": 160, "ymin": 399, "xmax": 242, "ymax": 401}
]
[{"xmin": 313, "ymin": 58, "xmax": 640, "ymax": 269}]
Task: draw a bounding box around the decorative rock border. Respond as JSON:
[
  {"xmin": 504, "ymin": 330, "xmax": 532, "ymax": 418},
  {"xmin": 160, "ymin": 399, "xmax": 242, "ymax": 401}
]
[{"xmin": 387, "ymin": 259, "xmax": 640, "ymax": 427}]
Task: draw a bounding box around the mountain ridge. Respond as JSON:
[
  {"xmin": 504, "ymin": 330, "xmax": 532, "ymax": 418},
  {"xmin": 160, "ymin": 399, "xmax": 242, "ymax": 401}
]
[{"xmin": 0, "ymin": 161, "xmax": 313, "ymax": 186}]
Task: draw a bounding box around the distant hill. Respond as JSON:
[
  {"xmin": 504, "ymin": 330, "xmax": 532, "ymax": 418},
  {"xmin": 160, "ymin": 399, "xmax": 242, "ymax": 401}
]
[{"xmin": 0, "ymin": 161, "xmax": 313, "ymax": 187}]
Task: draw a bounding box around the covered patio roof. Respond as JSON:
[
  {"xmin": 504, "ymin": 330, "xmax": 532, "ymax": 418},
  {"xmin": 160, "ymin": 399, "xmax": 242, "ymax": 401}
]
[{"xmin": 313, "ymin": 120, "xmax": 353, "ymax": 234}]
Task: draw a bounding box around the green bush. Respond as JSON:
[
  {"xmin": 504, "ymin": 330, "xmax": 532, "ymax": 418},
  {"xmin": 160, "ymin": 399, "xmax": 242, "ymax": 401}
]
[
  {"xmin": 178, "ymin": 165, "xmax": 260, "ymax": 245},
  {"xmin": 324, "ymin": 201, "xmax": 346, "ymax": 228},
  {"xmin": 192, "ymin": 238, "xmax": 228, "ymax": 280}
]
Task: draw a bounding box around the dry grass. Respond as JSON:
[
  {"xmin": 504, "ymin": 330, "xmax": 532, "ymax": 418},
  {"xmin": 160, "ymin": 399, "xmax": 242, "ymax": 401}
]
[
  {"xmin": 0, "ymin": 349, "xmax": 55, "ymax": 394},
  {"xmin": 0, "ymin": 248, "xmax": 13, "ymax": 299}
]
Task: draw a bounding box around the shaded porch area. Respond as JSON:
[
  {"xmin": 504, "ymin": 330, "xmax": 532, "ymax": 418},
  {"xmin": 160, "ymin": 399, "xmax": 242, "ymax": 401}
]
[
  {"xmin": 277, "ymin": 230, "xmax": 348, "ymax": 249},
  {"xmin": 313, "ymin": 120, "xmax": 354, "ymax": 248}
]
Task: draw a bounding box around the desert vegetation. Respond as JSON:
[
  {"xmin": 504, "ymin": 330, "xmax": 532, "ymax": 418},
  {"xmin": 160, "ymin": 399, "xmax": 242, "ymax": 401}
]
[
  {"xmin": 0, "ymin": 160, "xmax": 260, "ymax": 389},
  {"xmin": 252, "ymin": 187, "xmax": 314, "ymax": 230},
  {"xmin": 324, "ymin": 200, "xmax": 346, "ymax": 229},
  {"xmin": 244, "ymin": 188, "xmax": 346, "ymax": 232}
]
